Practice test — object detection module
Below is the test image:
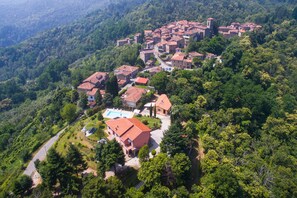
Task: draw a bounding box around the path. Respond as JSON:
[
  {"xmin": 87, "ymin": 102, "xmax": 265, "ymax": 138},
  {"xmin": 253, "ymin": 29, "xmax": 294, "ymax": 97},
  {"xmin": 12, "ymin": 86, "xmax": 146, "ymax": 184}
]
[
  {"xmin": 153, "ymin": 46, "xmax": 173, "ymax": 72},
  {"xmin": 24, "ymin": 128, "xmax": 66, "ymax": 178}
]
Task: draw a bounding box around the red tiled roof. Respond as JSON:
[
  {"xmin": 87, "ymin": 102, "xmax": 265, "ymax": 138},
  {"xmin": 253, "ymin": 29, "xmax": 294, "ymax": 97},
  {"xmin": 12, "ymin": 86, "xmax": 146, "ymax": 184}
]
[
  {"xmin": 156, "ymin": 94, "xmax": 172, "ymax": 111},
  {"xmin": 78, "ymin": 82, "xmax": 95, "ymax": 91},
  {"xmin": 122, "ymin": 87, "xmax": 147, "ymax": 103},
  {"xmin": 87, "ymin": 88, "xmax": 99, "ymax": 96},
  {"xmin": 167, "ymin": 41, "xmax": 178, "ymax": 46},
  {"xmin": 83, "ymin": 72, "xmax": 108, "ymax": 84},
  {"xmin": 106, "ymin": 118, "xmax": 134, "ymax": 137},
  {"xmin": 189, "ymin": 51, "xmax": 204, "ymax": 57},
  {"xmin": 106, "ymin": 118, "xmax": 151, "ymax": 141},
  {"xmin": 118, "ymin": 79, "xmax": 127, "ymax": 86},
  {"xmin": 114, "ymin": 65, "xmax": 139, "ymax": 77},
  {"xmin": 100, "ymin": 90, "xmax": 106, "ymax": 95},
  {"xmin": 171, "ymin": 52, "xmax": 185, "ymax": 61},
  {"xmin": 135, "ymin": 77, "xmax": 149, "ymax": 85}
]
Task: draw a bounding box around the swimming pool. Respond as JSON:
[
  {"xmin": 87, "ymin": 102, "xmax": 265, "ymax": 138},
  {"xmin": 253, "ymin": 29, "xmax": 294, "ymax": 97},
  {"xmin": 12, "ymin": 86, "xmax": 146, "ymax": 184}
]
[{"xmin": 103, "ymin": 109, "xmax": 134, "ymax": 119}]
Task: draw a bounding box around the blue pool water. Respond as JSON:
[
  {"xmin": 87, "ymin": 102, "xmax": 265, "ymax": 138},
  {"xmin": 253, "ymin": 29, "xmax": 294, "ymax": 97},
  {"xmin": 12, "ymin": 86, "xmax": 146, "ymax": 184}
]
[{"xmin": 105, "ymin": 109, "xmax": 133, "ymax": 119}]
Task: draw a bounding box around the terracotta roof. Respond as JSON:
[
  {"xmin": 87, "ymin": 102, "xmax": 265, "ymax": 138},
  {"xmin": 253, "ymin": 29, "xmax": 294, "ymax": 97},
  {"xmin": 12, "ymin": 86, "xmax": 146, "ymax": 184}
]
[
  {"xmin": 78, "ymin": 82, "xmax": 95, "ymax": 91},
  {"xmin": 114, "ymin": 65, "xmax": 139, "ymax": 77},
  {"xmin": 118, "ymin": 79, "xmax": 127, "ymax": 86},
  {"xmin": 106, "ymin": 118, "xmax": 134, "ymax": 136},
  {"xmin": 106, "ymin": 118, "xmax": 151, "ymax": 141},
  {"xmin": 189, "ymin": 51, "xmax": 204, "ymax": 57},
  {"xmin": 167, "ymin": 41, "xmax": 178, "ymax": 46},
  {"xmin": 83, "ymin": 72, "xmax": 108, "ymax": 84},
  {"xmin": 87, "ymin": 88, "xmax": 99, "ymax": 96},
  {"xmin": 135, "ymin": 77, "xmax": 149, "ymax": 85},
  {"xmin": 140, "ymin": 49, "xmax": 154, "ymax": 54},
  {"xmin": 148, "ymin": 66, "xmax": 162, "ymax": 74},
  {"xmin": 156, "ymin": 94, "xmax": 172, "ymax": 111},
  {"xmin": 100, "ymin": 90, "xmax": 106, "ymax": 95},
  {"xmin": 171, "ymin": 52, "xmax": 185, "ymax": 61},
  {"xmin": 185, "ymin": 59, "xmax": 192, "ymax": 63},
  {"xmin": 122, "ymin": 87, "xmax": 147, "ymax": 103}
]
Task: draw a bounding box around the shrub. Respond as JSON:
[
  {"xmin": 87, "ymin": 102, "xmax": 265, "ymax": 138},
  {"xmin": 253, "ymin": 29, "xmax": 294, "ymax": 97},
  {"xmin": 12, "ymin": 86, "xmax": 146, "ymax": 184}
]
[{"xmin": 151, "ymin": 149, "xmax": 156, "ymax": 156}]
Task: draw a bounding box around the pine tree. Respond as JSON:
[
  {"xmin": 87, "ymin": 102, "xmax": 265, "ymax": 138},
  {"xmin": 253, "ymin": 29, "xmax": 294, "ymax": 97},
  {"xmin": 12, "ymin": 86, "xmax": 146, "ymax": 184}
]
[
  {"xmin": 105, "ymin": 75, "xmax": 119, "ymax": 97},
  {"xmin": 95, "ymin": 91, "xmax": 102, "ymax": 106},
  {"xmin": 39, "ymin": 148, "xmax": 73, "ymax": 195},
  {"xmin": 65, "ymin": 144, "xmax": 87, "ymax": 176},
  {"xmin": 13, "ymin": 175, "xmax": 33, "ymax": 197},
  {"xmin": 95, "ymin": 140, "xmax": 125, "ymax": 175},
  {"xmin": 79, "ymin": 92, "xmax": 88, "ymax": 109},
  {"xmin": 149, "ymin": 104, "xmax": 153, "ymax": 117}
]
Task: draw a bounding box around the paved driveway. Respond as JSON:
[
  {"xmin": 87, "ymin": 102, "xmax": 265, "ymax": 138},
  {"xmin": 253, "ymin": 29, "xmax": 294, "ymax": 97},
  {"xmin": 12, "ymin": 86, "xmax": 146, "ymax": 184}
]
[{"xmin": 149, "ymin": 114, "xmax": 170, "ymax": 153}]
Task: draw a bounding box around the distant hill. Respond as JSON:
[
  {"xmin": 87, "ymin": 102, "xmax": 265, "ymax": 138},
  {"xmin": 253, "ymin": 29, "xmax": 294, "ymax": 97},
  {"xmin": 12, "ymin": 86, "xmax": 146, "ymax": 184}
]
[{"xmin": 0, "ymin": 0, "xmax": 110, "ymax": 46}]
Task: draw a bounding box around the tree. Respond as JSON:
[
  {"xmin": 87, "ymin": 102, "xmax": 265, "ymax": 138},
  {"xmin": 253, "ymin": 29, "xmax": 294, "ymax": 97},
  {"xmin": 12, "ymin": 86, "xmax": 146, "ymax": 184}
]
[
  {"xmin": 61, "ymin": 103, "xmax": 77, "ymax": 123},
  {"xmin": 293, "ymin": 6, "xmax": 297, "ymax": 20},
  {"xmin": 95, "ymin": 91, "xmax": 102, "ymax": 106},
  {"xmin": 78, "ymin": 92, "xmax": 88, "ymax": 109},
  {"xmin": 150, "ymin": 72, "xmax": 169, "ymax": 94},
  {"xmin": 125, "ymin": 187, "xmax": 144, "ymax": 198},
  {"xmin": 113, "ymin": 96, "xmax": 122, "ymax": 108},
  {"xmin": 97, "ymin": 112, "xmax": 104, "ymax": 121},
  {"xmin": 102, "ymin": 93, "xmax": 114, "ymax": 107},
  {"xmin": 149, "ymin": 104, "xmax": 153, "ymax": 117},
  {"xmin": 13, "ymin": 175, "xmax": 33, "ymax": 197},
  {"xmin": 65, "ymin": 144, "xmax": 87, "ymax": 176},
  {"xmin": 138, "ymin": 145, "xmax": 149, "ymax": 163},
  {"xmin": 70, "ymin": 90, "xmax": 79, "ymax": 103},
  {"xmin": 160, "ymin": 123, "xmax": 192, "ymax": 156},
  {"xmin": 171, "ymin": 153, "xmax": 191, "ymax": 186},
  {"xmin": 154, "ymin": 105, "xmax": 157, "ymax": 118},
  {"xmin": 105, "ymin": 176, "xmax": 126, "ymax": 198},
  {"xmin": 105, "ymin": 75, "xmax": 119, "ymax": 97},
  {"xmin": 82, "ymin": 175, "xmax": 106, "ymax": 198},
  {"xmin": 200, "ymin": 163, "xmax": 242, "ymax": 198},
  {"xmin": 95, "ymin": 140, "xmax": 125, "ymax": 175},
  {"xmin": 39, "ymin": 148, "xmax": 75, "ymax": 195},
  {"xmin": 138, "ymin": 153, "xmax": 191, "ymax": 189},
  {"xmin": 145, "ymin": 185, "xmax": 171, "ymax": 198}
]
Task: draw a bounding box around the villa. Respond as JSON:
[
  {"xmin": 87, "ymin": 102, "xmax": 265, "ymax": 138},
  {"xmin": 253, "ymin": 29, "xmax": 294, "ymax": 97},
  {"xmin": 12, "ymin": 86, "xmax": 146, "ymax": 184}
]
[
  {"xmin": 117, "ymin": 38, "xmax": 131, "ymax": 47},
  {"xmin": 77, "ymin": 72, "xmax": 109, "ymax": 93},
  {"xmin": 156, "ymin": 94, "xmax": 172, "ymax": 115},
  {"xmin": 106, "ymin": 118, "xmax": 151, "ymax": 156},
  {"xmin": 121, "ymin": 87, "xmax": 147, "ymax": 108},
  {"xmin": 77, "ymin": 72, "xmax": 109, "ymax": 105},
  {"xmin": 171, "ymin": 52, "xmax": 192, "ymax": 69},
  {"xmin": 114, "ymin": 65, "xmax": 139, "ymax": 87}
]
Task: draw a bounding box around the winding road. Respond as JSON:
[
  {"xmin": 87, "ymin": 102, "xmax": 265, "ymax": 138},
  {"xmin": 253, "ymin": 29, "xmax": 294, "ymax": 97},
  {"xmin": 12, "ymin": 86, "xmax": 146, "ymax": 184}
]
[{"xmin": 24, "ymin": 129, "xmax": 65, "ymax": 177}]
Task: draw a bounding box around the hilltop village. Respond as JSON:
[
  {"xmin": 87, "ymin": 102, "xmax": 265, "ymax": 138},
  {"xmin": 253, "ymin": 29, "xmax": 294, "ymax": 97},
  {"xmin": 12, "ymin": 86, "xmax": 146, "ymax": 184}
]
[{"xmin": 118, "ymin": 18, "xmax": 261, "ymax": 70}]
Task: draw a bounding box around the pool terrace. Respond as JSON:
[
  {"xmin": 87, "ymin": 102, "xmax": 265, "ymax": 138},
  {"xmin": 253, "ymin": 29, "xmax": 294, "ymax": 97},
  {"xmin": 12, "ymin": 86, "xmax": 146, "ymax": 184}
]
[{"xmin": 103, "ymin": 108, "xmax": 134, "ymax": 119}]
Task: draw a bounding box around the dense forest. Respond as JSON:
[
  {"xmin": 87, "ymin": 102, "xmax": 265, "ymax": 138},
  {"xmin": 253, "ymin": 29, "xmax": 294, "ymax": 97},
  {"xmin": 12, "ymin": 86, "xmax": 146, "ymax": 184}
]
[
  {"xmin": 0, "ymin": 0, "xmax": 297, "ymax": 197},
  {"xmin": 0, "ymin": 0, "xmax": 112, "ymax": 47}
]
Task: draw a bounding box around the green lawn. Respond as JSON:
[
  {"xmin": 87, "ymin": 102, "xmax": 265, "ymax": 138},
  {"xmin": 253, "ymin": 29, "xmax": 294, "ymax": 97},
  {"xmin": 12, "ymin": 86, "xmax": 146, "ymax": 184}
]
[
  {"xmin": 134, "ymin": 115, "xmax": 161, "ymax": 130},
  {"xmin": 55, "ymin": 113, "xmax": 107, "ymax": 170}
]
